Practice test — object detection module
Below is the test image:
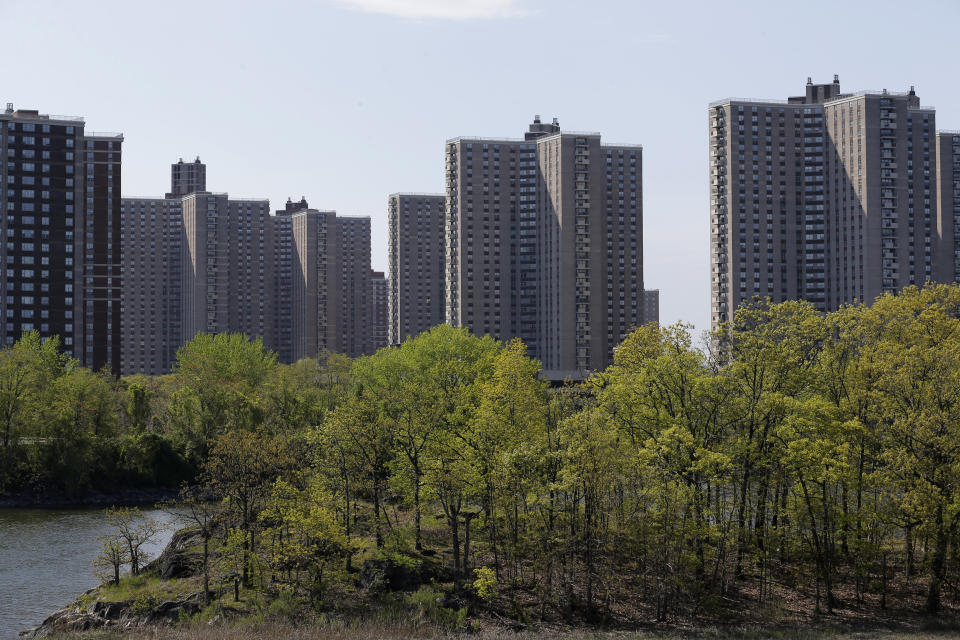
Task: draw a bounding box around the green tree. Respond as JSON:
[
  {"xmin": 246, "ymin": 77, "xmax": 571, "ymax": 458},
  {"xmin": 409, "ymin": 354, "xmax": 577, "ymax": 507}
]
[
  {"xmin": 105, "ymin": 506, "xmax": 164, "ymax": 576},
  {"xmin": 716, "ymin": 299, "xmax": 827, "ymax": 579},
  {"xmin": 866, "ymin": 286, "xmax": 960, "ymax": 612},
  {"xmin": 169, "ymin": 333, "xmax": 277, "ymax": 463},
  {"xmin": 164, "ymin": 484, "xmax": 223, "ymax": 603},
  {"xmin": 94, "ymin": 533, "xmax": 127, "ymax": 585},
  {"xmin": 205, "ymin": 429, "xmax": 294, "ymax": 586},
  {"xmin": 0, "ymin": 331, "xmax": 65, "ymax": 450},
  {"xmin": 260, "ymin": 477, "xmax": 350, "ymax": 600}
]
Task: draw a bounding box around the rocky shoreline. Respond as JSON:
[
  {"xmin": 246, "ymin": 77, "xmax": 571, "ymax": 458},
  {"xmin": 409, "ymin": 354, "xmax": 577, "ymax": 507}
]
[
  {"xmin": 19, "ymin": 590, "xmax": 205, "ymax": 638},
  {"xmin": 20, "ymin": 528, "xmax": 205, "ymax": 638},
  {"xmin": 0, "ymin": 488, "xmax": 177, "ymax": 510}
]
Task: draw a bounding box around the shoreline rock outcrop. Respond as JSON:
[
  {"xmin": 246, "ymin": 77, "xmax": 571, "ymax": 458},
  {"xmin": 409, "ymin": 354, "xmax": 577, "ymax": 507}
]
[{"xmin": 20, "ymin": 527, "xmax": 205, "ymax": 638}]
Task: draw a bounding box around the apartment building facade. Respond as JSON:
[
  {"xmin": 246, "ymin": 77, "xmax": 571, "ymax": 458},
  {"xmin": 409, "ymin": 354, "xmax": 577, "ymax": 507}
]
[
  {"xmin": 167, "ymin": 157, "xmax": 206, "ymax": 198},
  {"xmin": 710, "ymin": 77, "xmax": 955, "ymax": 330},
  {"xmin": 180, "ymin": 192, "xmax": 273, "ymax": 343},
  {"xmin": 120, "ymin": 196, "xmax": 182, "ymax": 375},
  {"xmin": 122, "ymin": 160, "xmax": 282, "ymax": 374},
  {"xmin": 387, "ymin": 193, "xmax": 445, "ymax": 345},
  {"xmin": 444, "ymin": 116, "xmax": 650, "ymax": 377},
  {"xmin": 1, "ymin": 104, "xmax": 122, "ymax": 374},
  {"xmin": 936, "ymin": 132, "xmax": 960, "ymax": 284},
  {"xmin": 289, "ymin": 209, "xmax": 374, "ymax": 360},
  {"xmin": 371, "ymin": 270, "xmax": 387, "ymax": 351}
]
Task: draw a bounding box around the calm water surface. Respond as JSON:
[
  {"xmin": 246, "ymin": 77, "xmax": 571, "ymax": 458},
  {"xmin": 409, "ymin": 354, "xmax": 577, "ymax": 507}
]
[{"xmin": 0, "ymin": 508, "xmax": 180, "ymax": 639}]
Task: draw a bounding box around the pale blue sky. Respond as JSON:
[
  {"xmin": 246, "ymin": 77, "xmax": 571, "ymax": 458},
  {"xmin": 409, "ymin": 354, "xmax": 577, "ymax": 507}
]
[{"xmin": 2, "ymin": 0, "xmax": 958, "ymax": 333}]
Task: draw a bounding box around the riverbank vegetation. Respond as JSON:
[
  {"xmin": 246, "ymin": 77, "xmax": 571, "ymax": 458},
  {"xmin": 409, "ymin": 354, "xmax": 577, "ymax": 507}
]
[{"xmin": 15, "ymin": 284, "xmax": 960, "ymax": 635}]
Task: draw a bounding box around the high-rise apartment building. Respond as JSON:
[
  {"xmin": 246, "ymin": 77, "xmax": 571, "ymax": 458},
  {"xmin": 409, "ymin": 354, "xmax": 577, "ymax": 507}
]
[
  {"xmin": 122, "ymin": 159, "xmax": 279, "ymax": 374},
  {"xmin": 290, "ymin": 209, "xmax": 374, "ymax": 360},
  {"xmin": 535, "ymin": 131, "xmax": 644, "ymax": 373},
  {"xmin": 936, "ymin": 132, "xmax": 960, "ymax": 283},
  {"xmin": 642, "ymin": 290, "xmax": 660, "ymax": 326},
  {"xmin": 82, "ymin": 133, "xmax": 123, "ymax": 374},
  {"xmin": 445, "ymin": 125, "xmax": 542, "ymax": 354},
  {"xmin": 167, "ymin": 157, "xmax": 206, "ymax": 198},
  {"xmin": 387, "ymin": 193, "xmax": 445, "ymax": 344},
  {"xmin": 444, "ymin": 116, "xmax": 647, "ymax": 377},
  {"xmin": 180, "ymin": 192, "xmax": 273, "ymax": 343},
  {"xmin": 291, "ymin": 209, "xmax": 338, "ymax": 360},
  {"xmin": 710, "ymin": 77, "xmax": 952, "ymax": 330},
  {"xmin": 120, "ymin": 196, "xmax": 182, "ymax": 375},
  {"xmin": 338, "ymin": 216, "xmax": 372, "ymax": 357},
  {"xmin": 122, "ymin": 158, "xmax": 380, "ymax": 374},
  {"xmin": 270, "ymin": 202, "xmax": 296, "ymax": 364},
  {"xmin": 823, "ymin": 87, "xmax": 938, "ymax": 308},
  {"xmin": 371, "ymin": 270, "xmax": 387, "ymax": 351},
  {"xmin": 1, "ymin": 104, "xmax": 122, "ymax": 374}
]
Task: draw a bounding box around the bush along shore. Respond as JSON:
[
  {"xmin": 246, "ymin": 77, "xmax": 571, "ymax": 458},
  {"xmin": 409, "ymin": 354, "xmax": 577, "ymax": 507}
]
[{"xmin": 14, "ymin": 286, "xmax": 960, "ymax": 636}]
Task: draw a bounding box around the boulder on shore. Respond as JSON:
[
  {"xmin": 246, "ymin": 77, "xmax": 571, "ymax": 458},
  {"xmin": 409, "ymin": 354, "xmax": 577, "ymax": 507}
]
[{"xmin": 144, "ymin": 527, "xmax": 204, "ymax": 579}]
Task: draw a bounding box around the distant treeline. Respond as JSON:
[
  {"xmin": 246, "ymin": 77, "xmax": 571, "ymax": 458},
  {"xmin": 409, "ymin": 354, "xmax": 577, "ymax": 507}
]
[{"xmin": 6, "ymin": 285, "xmax": 960, "ymax": 621}]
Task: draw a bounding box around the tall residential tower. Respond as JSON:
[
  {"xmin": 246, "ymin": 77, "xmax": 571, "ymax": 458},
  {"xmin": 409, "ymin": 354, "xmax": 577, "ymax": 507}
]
[
  {"xmin": 444, "ymin": 116, "xmax": 651, "ymax": 377},
  {"xmin": 710, "ymin": 77, "xmax": 951, "ymax": 330},
  {"xmin": 1, "ymin": 104, "xmax": 122, "ymax": 374},
  {"xmin": 387, "ymin": 193, "xmax": 445, "ymax": 345}
]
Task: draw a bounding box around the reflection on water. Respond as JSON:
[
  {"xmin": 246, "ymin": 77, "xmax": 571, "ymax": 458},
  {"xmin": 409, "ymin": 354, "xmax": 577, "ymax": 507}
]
[{"xmin": 0, "ymin": 508, "xmax": 180, "ymax": 639}]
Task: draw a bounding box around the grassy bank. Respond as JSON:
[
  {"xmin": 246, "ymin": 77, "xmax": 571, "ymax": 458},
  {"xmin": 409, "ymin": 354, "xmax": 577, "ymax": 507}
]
[{"xmin": 41, "ymin": 620, "xmax": 960, "ymax": 640}]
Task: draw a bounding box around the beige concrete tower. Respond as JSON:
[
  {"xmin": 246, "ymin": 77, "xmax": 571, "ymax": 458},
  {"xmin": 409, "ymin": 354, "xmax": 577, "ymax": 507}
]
[
  {"xmin": 444, "ymin": 117, "xmax": 647, "ymax": 377},
  {"xmin": 291, "ymin": 210, "xmax": 340, "ymax": 360},
  {"xmin": 290, "ymin": 210, "xmax": 373, "ymax": 360},
  {"xmin": 937, "ymin": 132, "xmax": 960, "ymax": 283},
  {"xmin": 388, "ymin": 193, "xmax": 445, "ymax": 345},
  {"xmin": 445, "ymin": 136, "xmax": 535, "ymax": 346},
  {"xmin": 709, "ymin": 77, "xmax": 843, "ymax": 330},
  {"xmin": 180, "ymin": 192, "xmax": 273, "ymax": 343},
  {"xmin": 823, "ymin": 88, "xmax": 937, "ymax": 307},
  {"xmin": 535, "ymin": 132, "xmax": 643, "ymax": 375},
  {"xmin": 338, "ymin": 216, "xmax": 372, "ymax": 357},
  {"xmin": 120, "ymin": 196, "xmax": 183, "ymax": 375},
  {"xmin": 710, "ymin": 78, "xmax": 955, "ymax": 332}
]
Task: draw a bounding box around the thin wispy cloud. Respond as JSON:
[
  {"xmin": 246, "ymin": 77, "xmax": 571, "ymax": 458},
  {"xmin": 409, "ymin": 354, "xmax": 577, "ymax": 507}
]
[{"xmin": 336, "ymin": 0, "xmax": 526, "ymax": 20}]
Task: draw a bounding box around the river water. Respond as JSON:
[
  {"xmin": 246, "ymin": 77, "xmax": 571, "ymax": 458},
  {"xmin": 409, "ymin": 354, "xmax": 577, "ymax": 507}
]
[{"xmin": 0, "ymin": 508, "xmax": 181, "ymax": 639}]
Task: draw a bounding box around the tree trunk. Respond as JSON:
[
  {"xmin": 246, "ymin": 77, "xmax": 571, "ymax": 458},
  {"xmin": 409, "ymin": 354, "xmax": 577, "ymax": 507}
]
[
  {"xmin": 585, "ymin": 490, "xmax": 595, "ymax": 619},
  {"xmin": 450, "ymin": 513, "xmax": 461, "ymax": 578},
  {"xmin": 343, "ymin": 468, "xmax": 353, "ymax": 571},
  {"xmin": 414, "ymin": 472, "xmax": 422, "ymax": 552},
  {"xmin": 906, "ymin": 524, "xmax": 915, "ymax": 577},
  {"xmin": 926, "ymin": 505, "xmax": 948, "ymax": 614},
  {"xmin": 373, "ymin": 474, "xmax": 383, "ymax": 549},
  {"xmin": 463, "ymin": 513, "xmax": 475, "ymax": 575},
  {"xmin": 203, "ymin": 536, "xmax": 210, "ymax": 604},
  {"xmin": 735, "ymin": 463, "xmax": 752, "ymax": 578}
]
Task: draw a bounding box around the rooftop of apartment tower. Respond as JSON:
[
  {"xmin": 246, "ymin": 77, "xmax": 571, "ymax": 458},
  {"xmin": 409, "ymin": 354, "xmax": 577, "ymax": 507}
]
[
  {"xmin": 710, "ymin": 75, "xmax": 924, "ymax": 108},
  {"xmin": 2, "ymin": 102, "xmax": 84, "ymax": 122}
]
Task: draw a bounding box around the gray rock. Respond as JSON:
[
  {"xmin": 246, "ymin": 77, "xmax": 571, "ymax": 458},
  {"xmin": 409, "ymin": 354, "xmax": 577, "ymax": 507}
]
[{"xmin": 92, "ymin": 600, "xmax": 129, "ymax": 619}]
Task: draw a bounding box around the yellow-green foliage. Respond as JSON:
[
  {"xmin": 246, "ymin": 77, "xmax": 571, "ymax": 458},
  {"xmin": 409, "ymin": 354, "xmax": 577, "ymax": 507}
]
[
  {"xmin": 45, "ymin": 285, "xmax": 960, "ymax": 627},
  {"xmin": 471, "ymin": 566, "xmax": 497, "ymax": 600}
]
